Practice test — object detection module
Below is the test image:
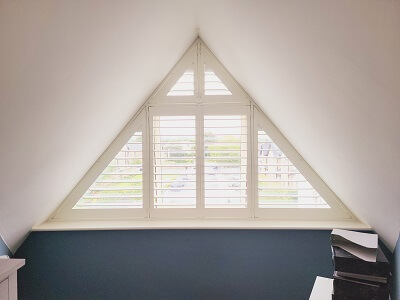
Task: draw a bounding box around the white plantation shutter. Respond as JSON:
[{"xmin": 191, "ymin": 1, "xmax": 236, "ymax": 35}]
[
  {"xmin": 167, "ymin": 69, "xmax": 195, "ymax": 96},
  {"xmin": 204, "ymin": 66, "xmax": 232, "ymax": 96},
  {"xmin": 151, "ymin": 115, "xmax": 197, "ymax": 209},
  {"xmin": 204, "ymin": 115, "xmax": 248, "ymax": 208},
  {"xmin": 52, "ymin": 39, "xmax": 355, "ymax": 223},
  {"xmin": 74, "ymin": 129, "xmax": 143, "ymax": 209},
  {"xmin": 257, "ymin": 129, "xmax": 329, "ymax": 208}
]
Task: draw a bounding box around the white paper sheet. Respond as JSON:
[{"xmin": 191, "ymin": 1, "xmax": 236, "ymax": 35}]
[
  {"xmin": 332, "ymin": 229, "xmax": 378, "ymax": 248},
  {"xmin": 331, "ymin": 229, "xmax": 378, "ymax": 262},
  {"xmin": 309, "ymin": 277, "xmax": 333, "ymax": 300}
]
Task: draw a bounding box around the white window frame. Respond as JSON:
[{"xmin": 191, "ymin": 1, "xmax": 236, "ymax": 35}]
[{"xmin": 49, "ymin": 38, "xmax": 359, "ymax": 225}]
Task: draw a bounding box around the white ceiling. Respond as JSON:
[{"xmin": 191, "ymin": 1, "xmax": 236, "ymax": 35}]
[{"xmin": 0, "ymin": 0, "xmax": 399, "ymax": 252}]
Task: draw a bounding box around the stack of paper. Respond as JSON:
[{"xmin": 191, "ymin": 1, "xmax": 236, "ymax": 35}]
[
  {"xmin": 331, "ymin": 229, "xmax": 378, "ymax": 262},
  {"xmin": 330, "ymin": 229, "xmax": 391, "ymax": 300}
]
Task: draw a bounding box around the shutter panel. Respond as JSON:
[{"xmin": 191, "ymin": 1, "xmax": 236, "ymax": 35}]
[
  {"xmin": 167, "ymin": 69, "xmax": 195, "ymax": 96},
  {"xmin": 257, "ymin": 129, "xmax": 329, "ymax": 208},
  {"xmin": 204, "ymin": 65, "xmax": 232, "ymax": 96},
  {"xmin": 74, "ymin": 129, "xmax": 143, "ymax": 209},
  {"xmin": 204, "ymin": 115, "xmax": 248, "ymax": 208},
  {"xmin": 152, "ymin": 115, "xmax": 197, "ymax": 208}
]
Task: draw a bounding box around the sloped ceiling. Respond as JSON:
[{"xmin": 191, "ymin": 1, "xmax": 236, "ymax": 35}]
[{"xmin": 0, "ymin": 0, "xmax": 399, "ymax": 252}]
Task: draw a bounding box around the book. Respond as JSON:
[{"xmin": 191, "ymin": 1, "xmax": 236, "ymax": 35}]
[
  {"xmin": 332, "ymin": 246, "xmax": 390, "ymax": 278},
  {"xmin": 309, "ymin": 276, "xmax": 333, "ymax": 300},
  {"xmin": 334, "ymin": 271, "xmax": 387, "ymax": 284},
  {"xmin": 333, "ymin": 273, "xmax": 389, "ymax": 300},
  {"xmin": 331, "ymin": 293, "xmax": 360, "ymax": 300}
]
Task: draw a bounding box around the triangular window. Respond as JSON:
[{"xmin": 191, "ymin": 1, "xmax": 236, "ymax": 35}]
[
  {"xmin": 204, "ymin": 65, "xmax": 232, "ymax": 95},
  {"xmin": 49, "ymin": 38, "xmax": 360, "ymax": 225}
]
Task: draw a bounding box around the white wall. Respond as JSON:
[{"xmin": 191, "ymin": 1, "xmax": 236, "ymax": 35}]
[{"xmin": 0, "ymin": 0, "xmax": 399, "ymax": 251}]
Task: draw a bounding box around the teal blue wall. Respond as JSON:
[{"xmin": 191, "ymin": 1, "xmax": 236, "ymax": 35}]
[
  {"xmin": 13, "ymin": 230, "xmax": 399, "ymax": 299},
  {"xmin": 15, "ymin": 230, "xmax": 334, "ymax": 300},
  {"xmin": 394, "ymin": 234, "xmax": 400, "ymax": 300},
  {"xmin": 0, "ymin": 235, "xmax": 11, "ymax": 256}
]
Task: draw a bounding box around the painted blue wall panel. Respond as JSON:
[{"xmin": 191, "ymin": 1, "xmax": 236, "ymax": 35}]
[
  {"xmin": 15, "ymin": 230, "xmax": 334, "ymax": 300},
  {"xmin": 0, "ymin": 235, "xmax": 11, "ymax": 256},
  {"xmin": 394, "ymin": 234, "xmax": 400, "ymax": 300}
]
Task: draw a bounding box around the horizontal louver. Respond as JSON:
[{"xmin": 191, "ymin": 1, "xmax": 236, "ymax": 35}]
[
  {"xmin": 204, "ymin": 115, "xmax": 247, "ymax": 208},
  {"xmin": 74, "ymin": 130, "xmax": 143, "ymax": 209},
  {"xmin": 257, "ymin": 129, "xmax": 329, "ymax": 208},
  {"xmin": 152, "ymin": 116, "xmax": 196, "ymax": 208}
]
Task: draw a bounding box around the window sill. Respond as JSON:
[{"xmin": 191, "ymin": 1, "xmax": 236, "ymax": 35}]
[{"xmin": 33, "ymin": 219, "xmax": 371, "ymax": 231}]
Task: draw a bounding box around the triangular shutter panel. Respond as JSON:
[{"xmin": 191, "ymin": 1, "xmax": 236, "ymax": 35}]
[
  {"xmin": 74, "ymin": 128, "xmax": 143, "ymax": 209},
  {"xmin": 150, "ymin": 39, "xmax": 249, "ymax": 104},
  {"xmin": 150, "ymin": 44, "xmax": 197, "ymax": 104},
  {"xmin": 167, "ymin": 69, "xmax": 195, "ymax": 96},
  {"xmin": 255, "ymin": 108, "xmax": 353, "ymax": 220},
  {"xmin": 258, "ymin": 128, "xmax": 329, "ymax": 208},
  {"xmin": 200, "ymin": 45, "xmax": 249, "ymax": 103},
  {"xmin": 204, "ymin": 66, "xmax": 232, "ymax": 95},
  {"xmin": 53, "ymin": 110, "xmax": 147, "ymax": 220}
]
